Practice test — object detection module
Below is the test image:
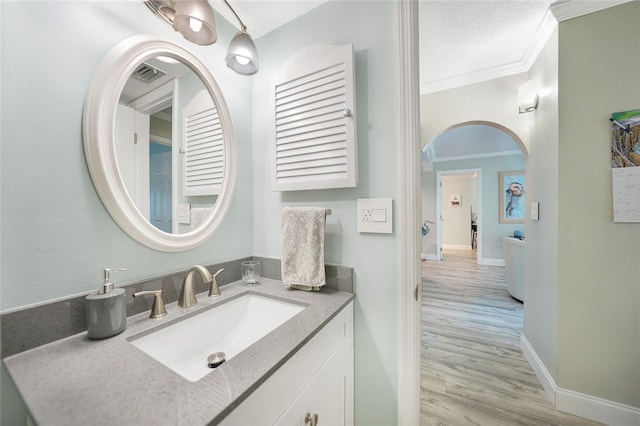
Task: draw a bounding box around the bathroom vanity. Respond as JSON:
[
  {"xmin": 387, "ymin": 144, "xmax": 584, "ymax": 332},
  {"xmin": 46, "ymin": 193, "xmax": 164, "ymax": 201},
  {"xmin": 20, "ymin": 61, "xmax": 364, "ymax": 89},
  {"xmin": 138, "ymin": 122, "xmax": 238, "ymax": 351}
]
[{"xmin": 3, "ymin": 279, "xmax": 354, "ymax": 425}]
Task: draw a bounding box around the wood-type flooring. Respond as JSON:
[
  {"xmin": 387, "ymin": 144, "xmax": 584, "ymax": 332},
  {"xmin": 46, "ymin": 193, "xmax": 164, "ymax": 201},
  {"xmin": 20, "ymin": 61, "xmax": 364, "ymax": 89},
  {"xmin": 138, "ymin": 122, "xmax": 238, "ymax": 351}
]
[{"xmin": 420, "ymin": 249, "xmax": 601, "ymax": 426}]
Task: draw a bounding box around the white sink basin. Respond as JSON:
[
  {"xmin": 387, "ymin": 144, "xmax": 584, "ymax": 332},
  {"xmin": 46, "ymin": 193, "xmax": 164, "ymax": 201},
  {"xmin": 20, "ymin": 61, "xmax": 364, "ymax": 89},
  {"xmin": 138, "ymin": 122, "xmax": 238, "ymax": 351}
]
[{"xmin": 129, "ymin": 293, "xmax": 305, "ymax": 382}]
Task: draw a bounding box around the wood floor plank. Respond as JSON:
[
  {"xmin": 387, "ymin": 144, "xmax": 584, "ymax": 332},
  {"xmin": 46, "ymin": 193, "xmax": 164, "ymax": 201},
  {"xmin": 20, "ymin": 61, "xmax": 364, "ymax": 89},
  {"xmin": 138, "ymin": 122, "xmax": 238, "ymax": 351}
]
[{"xmin": 420, "ymin": 249, "xmax": 601, "ymax": 426}]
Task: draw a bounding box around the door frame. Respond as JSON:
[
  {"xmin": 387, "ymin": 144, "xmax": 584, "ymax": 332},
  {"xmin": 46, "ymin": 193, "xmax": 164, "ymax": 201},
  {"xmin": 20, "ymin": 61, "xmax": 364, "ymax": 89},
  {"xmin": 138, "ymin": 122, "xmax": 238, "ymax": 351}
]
[
  {"xmin": 436, "ymin": 169, "xmax": 482, "ymax": 262},
  {"xmin": 396, "ymin": 1, "xmax": 421, "ymax": 425}
]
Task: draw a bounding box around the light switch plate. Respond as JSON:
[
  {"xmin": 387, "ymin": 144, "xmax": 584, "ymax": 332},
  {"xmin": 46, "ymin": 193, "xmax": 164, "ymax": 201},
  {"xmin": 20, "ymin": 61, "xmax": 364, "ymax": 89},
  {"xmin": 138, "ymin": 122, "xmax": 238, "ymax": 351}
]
[
  {"xmin": 357, "ymin": 198, "xmax": 393, "ymax": 233},
  {"xmin": 531, "ymin": 202, "xmax": 539, "ymax": 221},
  {"xmin": 178, "ymin": 203, "xmax": 191, "ymax": 224}
]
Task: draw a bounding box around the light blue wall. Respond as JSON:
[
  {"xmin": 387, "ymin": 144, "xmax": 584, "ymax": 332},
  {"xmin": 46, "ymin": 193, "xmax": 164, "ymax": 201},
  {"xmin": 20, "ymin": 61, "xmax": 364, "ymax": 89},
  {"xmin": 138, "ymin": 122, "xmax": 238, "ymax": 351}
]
[
  {"xmin": 2, "ymin": 1, "xmax": 402, "ymax": 424},
  {"xmin": 523, "ymin": 27, "xmax": 559, "ymax": 385},
  {"xmin": 431, "ymin": 154, "xmax": 526, "ymax": 260},
  {"xmin": 1, "ymin": 4, "xmax": 252, "ymax": 421},
  {"xmin": 0, "ymin": 1, "xmax": 253, "ymax": 312},
  {"xmin": 251, "ymin": 1, "xmax": 400, "ymax": 424}
]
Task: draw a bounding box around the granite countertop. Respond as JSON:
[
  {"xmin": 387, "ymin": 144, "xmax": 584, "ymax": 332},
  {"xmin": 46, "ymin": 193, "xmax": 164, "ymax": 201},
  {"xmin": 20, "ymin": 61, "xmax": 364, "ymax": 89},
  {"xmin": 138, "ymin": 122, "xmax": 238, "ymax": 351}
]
[{"xmin": 3, "ymin": 278, "xmax": 354, "ymax": 425}]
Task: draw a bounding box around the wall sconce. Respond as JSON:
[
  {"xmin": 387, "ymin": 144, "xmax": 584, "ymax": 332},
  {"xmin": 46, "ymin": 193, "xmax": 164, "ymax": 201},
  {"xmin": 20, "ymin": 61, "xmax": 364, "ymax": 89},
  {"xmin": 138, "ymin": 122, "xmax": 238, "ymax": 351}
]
[
  {"xmin": 518, "ymin": 80, "xmax": 539, "ymax": 114},
  {"xmin": 145, "ymin": 0, "xmax": 259, "ymax": 75}
]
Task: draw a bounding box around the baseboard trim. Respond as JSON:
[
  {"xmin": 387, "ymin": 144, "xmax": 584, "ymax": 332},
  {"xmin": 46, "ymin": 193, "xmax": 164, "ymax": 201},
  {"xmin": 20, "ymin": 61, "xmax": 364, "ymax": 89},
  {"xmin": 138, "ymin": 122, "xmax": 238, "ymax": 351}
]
[
  {"xmin": 479, "ymin": 258, "xmax": 505, "ymax": 266},
  {"xmin": 520, "ymin": 334, "xmax": 640, "ymax": 425},
  {"xmin": 442, "ymin": 244, "xmax": 472, "ymax": 250},
  {"xmin": 556, "ymin": 387, "xmax": 640, "ymax": 426},
  {"xmin": 421, "ymin": 253, "xmax": 438, "ymax": 261},
  {"xmin": 520, "ymin": 334, "xmax": 556, "ymax": 403}
]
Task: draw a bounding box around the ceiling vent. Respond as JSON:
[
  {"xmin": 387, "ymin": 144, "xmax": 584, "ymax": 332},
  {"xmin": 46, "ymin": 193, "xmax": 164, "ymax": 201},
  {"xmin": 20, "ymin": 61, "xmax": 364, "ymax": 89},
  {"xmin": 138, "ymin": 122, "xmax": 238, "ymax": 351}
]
[{"xmin": 131, "ymin": 63, "xmax": 166, "ymax": 83}]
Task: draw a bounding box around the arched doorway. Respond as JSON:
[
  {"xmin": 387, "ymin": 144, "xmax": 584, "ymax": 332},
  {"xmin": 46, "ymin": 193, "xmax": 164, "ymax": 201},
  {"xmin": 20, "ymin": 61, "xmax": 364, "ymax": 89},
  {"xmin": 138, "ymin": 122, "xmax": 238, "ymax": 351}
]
[{"xmin": 422, "ymin": 121, "xmax": 528, "ymax": 265}]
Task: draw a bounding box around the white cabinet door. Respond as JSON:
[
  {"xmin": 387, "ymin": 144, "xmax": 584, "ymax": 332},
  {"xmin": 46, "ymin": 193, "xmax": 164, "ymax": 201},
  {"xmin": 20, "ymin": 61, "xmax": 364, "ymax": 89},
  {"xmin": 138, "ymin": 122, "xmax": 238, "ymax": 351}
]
[
  {"xmin": 272, "ymin": 44, "xmax": 358, "ymax": 192},
  {"xmin": 219, "ymin": 302, "xmax": 353, "ymax": 426},
  {"xmin": 275, "ymin": 345, "xmax": 353, "ymax": 426}
]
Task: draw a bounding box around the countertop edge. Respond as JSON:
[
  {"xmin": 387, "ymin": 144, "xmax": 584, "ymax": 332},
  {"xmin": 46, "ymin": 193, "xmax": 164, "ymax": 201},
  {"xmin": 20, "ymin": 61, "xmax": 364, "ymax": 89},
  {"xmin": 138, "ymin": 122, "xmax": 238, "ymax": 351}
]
[{"xmin": 3, "ymin": 279, "xmax": 354, "ymax": 426}]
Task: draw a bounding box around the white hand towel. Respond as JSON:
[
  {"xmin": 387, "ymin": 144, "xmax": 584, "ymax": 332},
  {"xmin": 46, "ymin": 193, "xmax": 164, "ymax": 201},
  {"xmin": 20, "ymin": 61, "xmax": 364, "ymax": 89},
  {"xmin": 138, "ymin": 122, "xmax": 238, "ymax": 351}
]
[
  {"xmin": 190, "ymin": 207, "xmax": 213, "ymax": 230},
  {"xmin": 281, "ymin": 207, "xmax": 327, "ymax": 291}
]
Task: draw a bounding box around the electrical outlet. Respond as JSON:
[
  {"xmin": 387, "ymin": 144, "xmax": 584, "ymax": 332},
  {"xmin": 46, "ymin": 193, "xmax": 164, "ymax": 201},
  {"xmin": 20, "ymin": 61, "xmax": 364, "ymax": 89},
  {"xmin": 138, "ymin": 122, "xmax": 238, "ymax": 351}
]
[
  {"xmin": 357, "ymin": 198, "xmax": 393, "ymax": 233},
  {"xmin": 362, "ymin": 209, "xmax": 386, "ymax": 222}
]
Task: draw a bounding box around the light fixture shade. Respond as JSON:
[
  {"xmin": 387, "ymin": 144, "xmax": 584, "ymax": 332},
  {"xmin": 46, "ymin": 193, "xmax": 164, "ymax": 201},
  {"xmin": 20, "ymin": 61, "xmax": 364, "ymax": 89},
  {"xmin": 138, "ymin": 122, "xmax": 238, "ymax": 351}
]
[
  {"xmin": 226, "ymin": 30, "xmax": 259, "ymax": 75},
  {"xmin": 173, "ymin": 0, "xmax": 217, "ymax": 45}
]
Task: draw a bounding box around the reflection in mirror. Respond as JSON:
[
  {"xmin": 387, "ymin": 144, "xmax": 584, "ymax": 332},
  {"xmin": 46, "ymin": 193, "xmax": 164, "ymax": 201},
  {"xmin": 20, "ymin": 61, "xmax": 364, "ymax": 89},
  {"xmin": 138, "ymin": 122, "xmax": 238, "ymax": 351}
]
[{"xmin": 116, "ymin": 57, "xmax": 220, "ymax": 234}]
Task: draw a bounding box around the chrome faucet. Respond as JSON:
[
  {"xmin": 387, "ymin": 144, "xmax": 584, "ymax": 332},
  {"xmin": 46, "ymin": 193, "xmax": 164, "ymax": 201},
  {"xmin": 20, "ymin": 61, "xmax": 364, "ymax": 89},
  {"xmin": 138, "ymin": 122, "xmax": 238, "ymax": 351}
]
[
  {"xmin": 208, "ymin": 268, "xmax": 224, "ymax": 298},
  {"xmin": 178, "ymin": 265, "xmax": 212, "ymax": 308}
]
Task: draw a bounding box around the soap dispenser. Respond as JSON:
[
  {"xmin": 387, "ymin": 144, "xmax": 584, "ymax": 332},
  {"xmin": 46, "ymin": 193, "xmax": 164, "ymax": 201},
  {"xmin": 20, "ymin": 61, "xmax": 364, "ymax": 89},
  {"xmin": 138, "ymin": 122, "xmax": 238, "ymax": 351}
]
[{"xmin": 86, "ymin": 268, "xmax": 127, "ymax": 339}]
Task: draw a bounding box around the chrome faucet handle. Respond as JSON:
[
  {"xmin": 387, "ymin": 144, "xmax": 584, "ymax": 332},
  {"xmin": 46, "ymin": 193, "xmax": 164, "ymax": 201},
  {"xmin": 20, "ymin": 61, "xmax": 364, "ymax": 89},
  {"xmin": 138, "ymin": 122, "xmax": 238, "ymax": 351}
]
[
  {"xmin": 133, "ymin": 290, "xmax": 167, "ymax": 319},
  {"xmin": 208, "ymin": 268, "xmax": 224, "ymax": 298}
]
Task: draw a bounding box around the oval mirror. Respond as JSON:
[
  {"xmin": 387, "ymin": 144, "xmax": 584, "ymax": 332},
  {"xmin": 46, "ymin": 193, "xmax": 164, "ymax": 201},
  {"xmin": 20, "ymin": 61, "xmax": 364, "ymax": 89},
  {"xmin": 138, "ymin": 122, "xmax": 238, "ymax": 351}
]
[{"xmin": 83, "ymin": 35, "xmax": 237, "ymax": 252}]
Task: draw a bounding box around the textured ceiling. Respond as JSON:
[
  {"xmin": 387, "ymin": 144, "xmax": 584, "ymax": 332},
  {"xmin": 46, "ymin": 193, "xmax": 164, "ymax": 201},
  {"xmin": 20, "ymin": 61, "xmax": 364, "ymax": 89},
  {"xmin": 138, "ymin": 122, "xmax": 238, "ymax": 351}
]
[
  {"xmin": 419, "ymin": 0, "xmax": 554, "ymax": 93},
  {"xmin": 212, "ymin": 0, "xmax": 554, "ymax": 164},
  {"xmin": 218, "ymin": 0, "xmax": 554, "ymax": 92}
]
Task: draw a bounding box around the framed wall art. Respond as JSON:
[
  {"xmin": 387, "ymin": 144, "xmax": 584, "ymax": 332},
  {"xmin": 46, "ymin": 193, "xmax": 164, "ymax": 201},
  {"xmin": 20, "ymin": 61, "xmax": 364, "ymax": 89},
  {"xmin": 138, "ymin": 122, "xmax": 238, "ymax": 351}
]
[{"xmin": 499, "ymin": 170, "xmax": 525, "ymax": 224}]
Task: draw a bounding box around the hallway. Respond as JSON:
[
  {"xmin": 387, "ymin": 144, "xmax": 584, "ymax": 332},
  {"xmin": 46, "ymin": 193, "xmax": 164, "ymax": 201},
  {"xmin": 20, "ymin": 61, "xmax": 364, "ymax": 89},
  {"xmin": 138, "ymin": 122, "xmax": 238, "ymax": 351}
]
[{"xmin": 420, "ymin": 250, "xmax": 600, "ymax": 425}]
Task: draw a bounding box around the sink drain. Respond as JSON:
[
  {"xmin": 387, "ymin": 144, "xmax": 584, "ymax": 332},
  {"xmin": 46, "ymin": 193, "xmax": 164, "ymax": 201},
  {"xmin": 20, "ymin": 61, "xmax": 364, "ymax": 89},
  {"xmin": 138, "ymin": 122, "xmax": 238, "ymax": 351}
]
[{"xmin": 207, "ymin": 352, "xmax": 226, "ymax": 368}]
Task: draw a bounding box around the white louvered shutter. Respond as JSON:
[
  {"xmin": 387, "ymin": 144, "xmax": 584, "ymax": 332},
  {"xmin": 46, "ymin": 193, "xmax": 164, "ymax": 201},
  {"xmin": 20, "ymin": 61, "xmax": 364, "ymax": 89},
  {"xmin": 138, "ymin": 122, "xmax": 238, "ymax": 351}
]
[
  {"xmin": 182, "ymin": 89, "xmax": 224, "ymax": 196},
  {"xmin": 272, "ymin": 44, "xmax": 357, "ymax": 191}
]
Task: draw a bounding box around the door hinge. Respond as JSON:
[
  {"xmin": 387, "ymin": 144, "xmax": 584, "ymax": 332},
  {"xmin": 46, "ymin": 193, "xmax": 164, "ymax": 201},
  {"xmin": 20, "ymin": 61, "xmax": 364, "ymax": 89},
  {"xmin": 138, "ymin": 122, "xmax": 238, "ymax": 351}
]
[
  {"xmin": 414, "ymin": 283, "xmax": 420, "ymax": 301},
  {"xmin": 134, "ymin": 132, "xmax": 138, "ymax": 144}
]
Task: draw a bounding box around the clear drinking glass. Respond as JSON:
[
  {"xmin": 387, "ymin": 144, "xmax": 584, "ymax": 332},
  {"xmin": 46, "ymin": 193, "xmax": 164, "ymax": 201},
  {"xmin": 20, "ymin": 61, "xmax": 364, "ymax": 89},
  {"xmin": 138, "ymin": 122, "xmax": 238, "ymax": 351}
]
[{"xmin": 241, "ymin": 261, "xmax": 260, "ymax": 286}]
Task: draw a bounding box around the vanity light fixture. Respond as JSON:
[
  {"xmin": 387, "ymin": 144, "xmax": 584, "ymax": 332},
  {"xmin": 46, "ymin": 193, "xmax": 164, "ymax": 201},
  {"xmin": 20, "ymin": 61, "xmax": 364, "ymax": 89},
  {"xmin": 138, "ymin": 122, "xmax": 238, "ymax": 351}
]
[
  {"xmin": 173, "ymin": 0, "xmax": 217, "ymax": 45},
  {"xmin": 145, "ymin": 0, "xmax": 217, "ymax": 45},
  {"xmin": 144, "ymin": 0, "xmax": 258, "ymax": 75},
  {"xmin": 222, "ymin": 0, "xmax": 259, "ymax": 75}
]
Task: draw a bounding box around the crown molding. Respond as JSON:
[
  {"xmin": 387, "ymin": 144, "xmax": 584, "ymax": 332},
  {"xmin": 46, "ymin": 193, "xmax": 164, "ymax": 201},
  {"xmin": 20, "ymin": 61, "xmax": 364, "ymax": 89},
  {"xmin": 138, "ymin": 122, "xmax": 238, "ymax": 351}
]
[
  {"xmin": 421, "ymin": 9, "xmax": 557, "ymax": 95},
  {"xmin": 420, "ymin": 0, "xmax": 636, "ymax": 95},
  {"xmin": 420, "ymin": 61, "xmax": 529, "ymax": 95},
  {"xmin": 431, "ymin": 149, "xmax": 523, "ymax": 164},
  {"xmin": 550, "ymin": 0, "xmax": 635, "ymax": 22},
  {"xmin": 522, "ymin": 9, "xmax": 558, "ymax": 71}
]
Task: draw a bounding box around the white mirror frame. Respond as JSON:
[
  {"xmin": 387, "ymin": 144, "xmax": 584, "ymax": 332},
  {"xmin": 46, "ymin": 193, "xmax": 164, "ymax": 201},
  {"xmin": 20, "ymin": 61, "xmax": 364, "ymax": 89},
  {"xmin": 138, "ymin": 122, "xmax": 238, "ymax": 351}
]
[{"xmin": 83, "ymin": 34, "xmax": 237, "ymax": 252}]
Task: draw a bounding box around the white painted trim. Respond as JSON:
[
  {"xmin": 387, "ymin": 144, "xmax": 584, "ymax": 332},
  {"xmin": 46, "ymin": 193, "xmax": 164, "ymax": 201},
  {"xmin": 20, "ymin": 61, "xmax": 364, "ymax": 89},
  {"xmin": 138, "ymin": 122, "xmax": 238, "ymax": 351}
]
[
  {"xmin": 443, "ymin": 244, "xmax": 472, "ymax": 251},
  {"xmin": 432, "ymin": 149, "xmax": 522, "ymax": 164},
  {"xmin": 550, "ymin": 0, "xmax": 635, "ymax": 22},
  {"xmin": 521, "ymin": 10, "xmax": 558, "ymax": 72},
  {"xmin": 421, "ymin": 253, "xmax": 438, "ymax": 261},
  {"xmin": 436, "ymin": 173, "xmax": 443, "ymax": 260},
  {"xmin": 421, "ymin": 59, "xmax": 530, "ymax": 95},
  {"xmin": 396, "ymin": 1, "xmax": 421, "ymax": 425},
  {"xmin": 478, "ymin": 258, "xmax": 505, "ymax": 267},
  {"xmin": 520, "ymin": 334, "xmax": 556, "ymax": 403},
  {"xmin": 521, "ymin": 334, "xmax": 640, "ymax": 425},
  {"xmin": 556, "ymin": 387, "xmax": 640, "ymax": 426},
  {"xmin": 83, "ymin": 35, "xmax": 237, "ymax": 252}
]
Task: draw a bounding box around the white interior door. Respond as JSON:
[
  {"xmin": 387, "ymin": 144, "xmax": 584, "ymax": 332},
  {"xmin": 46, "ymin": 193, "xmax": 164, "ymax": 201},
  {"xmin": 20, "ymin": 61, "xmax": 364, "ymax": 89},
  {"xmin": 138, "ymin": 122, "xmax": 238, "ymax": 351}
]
[
  {"xmin": 114, "ymin": 104, "xmax": 150, "ymax": 219},
  {"xmin": 436, "ymin": 169, "xmax": 482, "ymax": 262}
]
